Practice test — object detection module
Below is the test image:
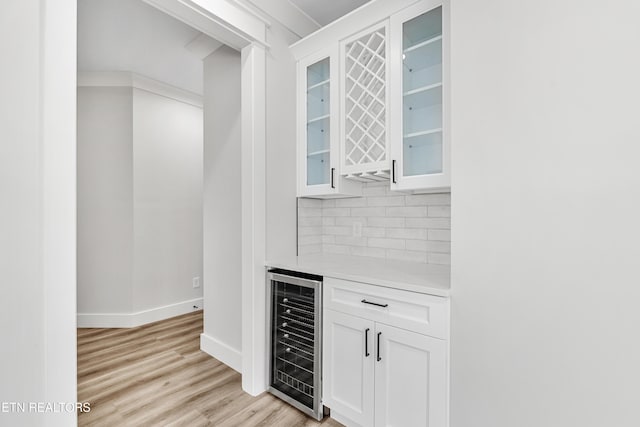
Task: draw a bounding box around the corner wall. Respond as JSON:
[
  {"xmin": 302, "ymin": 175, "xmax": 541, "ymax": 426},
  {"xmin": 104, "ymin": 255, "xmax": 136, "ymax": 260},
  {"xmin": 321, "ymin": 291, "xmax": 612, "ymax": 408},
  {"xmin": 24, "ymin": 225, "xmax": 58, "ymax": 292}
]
[
  {"xmin": 265, "ymin": 22, "xmax": 299, "ymax": 262},
  {"xmin": 77, "ymin": 75, "xmax": 204, "ymax": 327},
  {"xmin": 201, "ymin": 46, "xmax": 243, "ymax": 371},
  {"xmin": 200, "ymin": 19, "xmax": 299, "ymax": 381},
  {"xmin": 132, "ymin": 88, "xmax": 204, "ymax": 313}
]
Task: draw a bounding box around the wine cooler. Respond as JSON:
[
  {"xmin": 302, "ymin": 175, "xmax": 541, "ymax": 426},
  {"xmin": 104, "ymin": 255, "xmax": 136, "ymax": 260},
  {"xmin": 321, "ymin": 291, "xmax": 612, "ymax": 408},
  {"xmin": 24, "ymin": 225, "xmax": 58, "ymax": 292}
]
[{"xmin": 267, "ymin": 269, "xmax": 324, "ymax": 420}]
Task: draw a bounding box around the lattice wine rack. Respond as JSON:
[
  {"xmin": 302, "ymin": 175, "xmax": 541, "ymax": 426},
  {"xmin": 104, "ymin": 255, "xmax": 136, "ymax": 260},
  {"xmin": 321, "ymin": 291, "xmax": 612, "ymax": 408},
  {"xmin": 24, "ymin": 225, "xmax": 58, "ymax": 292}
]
[{"xmin": 342, "ymin": 25, "xmax": 390, "ymax": 182}]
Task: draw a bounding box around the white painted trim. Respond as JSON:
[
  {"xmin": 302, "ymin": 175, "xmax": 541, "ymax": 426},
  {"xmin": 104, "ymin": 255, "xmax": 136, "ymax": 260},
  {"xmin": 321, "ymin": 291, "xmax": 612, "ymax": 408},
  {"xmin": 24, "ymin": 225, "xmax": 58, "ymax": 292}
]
[
  {"xmin": 233, "ymin": 0, "xmax": 319, "ymax": 38},
  {"xmin": 77, "ymin": 298, "xmax": 204, "ymax": 328},
  {"xmin": 42, "ymin": 1, "xmax": 78, "ymax": 423},
  {"xmin": 241, "ymin": 43, "xmax": 268, "ymax": 396},
  {"xmin": 227, "ymin": 0, "xmax": 273, "ymax": 27},
  {"xmin": 78, "ymin": 71, "xmax": 203, "ymax": 108},
  {"xmin": 330, "ymin": 410, "xmax": 359, "ymax": 427},
  {"xmin": 200, "ymin": 333, "xmax": 242, "ymax": 373},
  {"xmin": 185, "ymin": 32, "xmax": 224, "ymax": 60},
  {"xmin": 143, "ymin": 0, "xmax": 268, "ymax": 50},
  {"xmin": 76, "ymin": 313, "xmax": 132, "ymax": 329},
  {"xmin": 290, "ymin": 0, "xmax": 422, "ymax": 60}
]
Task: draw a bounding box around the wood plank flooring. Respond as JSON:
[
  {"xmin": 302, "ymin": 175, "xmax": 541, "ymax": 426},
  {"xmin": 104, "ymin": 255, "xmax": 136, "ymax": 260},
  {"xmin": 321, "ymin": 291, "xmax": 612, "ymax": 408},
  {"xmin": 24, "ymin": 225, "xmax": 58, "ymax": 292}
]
[{"xmin": 77, "ymin": 311, "xmax": 343, "ymax": 427}]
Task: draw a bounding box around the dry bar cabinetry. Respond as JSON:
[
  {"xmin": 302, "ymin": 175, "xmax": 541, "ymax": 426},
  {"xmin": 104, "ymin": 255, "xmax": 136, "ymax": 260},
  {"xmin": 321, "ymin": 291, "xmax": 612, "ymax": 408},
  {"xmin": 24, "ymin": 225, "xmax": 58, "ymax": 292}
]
[
  {"xmin": 322, "ymin": 277, "xmax": 449, "ymax": 427},
  {"xmin": 293, "ymin": 0, "xmax": 450, "ymax": 197}
]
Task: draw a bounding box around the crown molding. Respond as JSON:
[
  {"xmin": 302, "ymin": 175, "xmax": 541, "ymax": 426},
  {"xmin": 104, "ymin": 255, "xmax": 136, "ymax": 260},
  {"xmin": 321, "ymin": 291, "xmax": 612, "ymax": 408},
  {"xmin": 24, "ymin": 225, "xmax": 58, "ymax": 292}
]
[
  {"xmin": 78, "ymin": 71, "xmax": 203, "ymax": 108},
  {"xmin": 290, "ymin": 0, "xmax": 421, "ymax": 60}
]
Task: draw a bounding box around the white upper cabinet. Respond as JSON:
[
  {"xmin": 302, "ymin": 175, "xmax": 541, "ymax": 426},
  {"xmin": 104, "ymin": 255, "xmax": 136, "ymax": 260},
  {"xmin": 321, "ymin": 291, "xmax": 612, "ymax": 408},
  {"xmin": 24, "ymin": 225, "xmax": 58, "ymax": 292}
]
[
  {"xmin": 298, "ymin": 48, "xmax": 361, "ymax": 198},
  {"xmin": 389, "ymin": 0, "xmax": 450, "ymax": 192},
  {"xmin": 292, "ymin": 0, "xmax": 449, "ymax": 196}
]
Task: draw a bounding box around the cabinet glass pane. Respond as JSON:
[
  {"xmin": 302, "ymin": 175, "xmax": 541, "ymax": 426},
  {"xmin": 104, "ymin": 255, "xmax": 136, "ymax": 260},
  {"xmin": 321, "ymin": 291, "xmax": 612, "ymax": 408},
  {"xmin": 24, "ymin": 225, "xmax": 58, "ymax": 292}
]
[
  {"xmin": 306, "ymin": 58, "xmax": 331, "ymax": 186},
  {"xmin": 307, "ymin": 152, "xmax": 330, "ymax": 185},
  {"xmin": 403, "ymin": 86, "xmax": 442, "ymax": 136},
  {"xmin": 307, "ymin": 57, "xmax": 330, "ymax": 87},
  {"xmin": 402, "ymin": 7, "xmax": 443, "ymax": 176},
  {"xmin": 403, "ymin": 132, "xmax": 442, "ymax": 176}
]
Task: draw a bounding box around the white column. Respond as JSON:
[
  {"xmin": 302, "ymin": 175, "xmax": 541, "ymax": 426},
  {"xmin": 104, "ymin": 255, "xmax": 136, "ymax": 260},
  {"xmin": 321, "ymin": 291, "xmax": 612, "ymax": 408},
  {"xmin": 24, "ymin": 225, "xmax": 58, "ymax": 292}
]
[
  {"xmin": 42, "ymin": 2, "xmax": 78, "ymax": 426},
  {"xmin": 241, "ymin": 42, "xmax": 268, "ymax": 395}
]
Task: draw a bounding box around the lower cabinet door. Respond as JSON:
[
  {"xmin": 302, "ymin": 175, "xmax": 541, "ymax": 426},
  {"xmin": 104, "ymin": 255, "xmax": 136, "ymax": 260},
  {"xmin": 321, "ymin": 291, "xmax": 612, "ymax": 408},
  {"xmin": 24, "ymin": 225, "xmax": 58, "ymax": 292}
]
[
  {"xmin": 323, "ymin": 309, "xmax": 375, "ymax": 427},
  {"xmin": 374, "ymin": 324, "xmax": 447, "ymax": 427}
]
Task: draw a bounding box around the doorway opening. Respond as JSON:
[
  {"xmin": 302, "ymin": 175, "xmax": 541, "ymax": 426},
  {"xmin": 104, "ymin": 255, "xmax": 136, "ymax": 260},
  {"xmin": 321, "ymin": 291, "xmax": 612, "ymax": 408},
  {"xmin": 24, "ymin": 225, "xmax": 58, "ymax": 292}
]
[{"xmin": 74, "ymin": 0, "xmax": 268, "ymax": 421}]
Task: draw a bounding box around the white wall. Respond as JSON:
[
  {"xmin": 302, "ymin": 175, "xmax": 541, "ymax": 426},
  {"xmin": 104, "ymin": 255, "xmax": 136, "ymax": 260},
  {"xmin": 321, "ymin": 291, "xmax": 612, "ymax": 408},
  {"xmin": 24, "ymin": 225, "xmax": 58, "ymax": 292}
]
[
  {"xmin": 265, "ymin": 20, "xmax": 299, "ymax": 261},
  {"xmin": 0, "ymin": 3, "xmax": 46, "ymax": 423},
  {"xmin": 132, "ymin": 88, "xmax": 204, "ymax": 312},
  {"xmin": 77, "ymin": 79, "xmax": 203, "ymax": 326},
  {"xmin": 201, "ymin": 46, "xmax": 243, "ymax": 371},
  {"xmin": 200, "ymin": 20, "xmax": 298, "ymax": 380},
  {"xmin": 0, "ymin": 1, "xmax": 77, "ymax": 425},
  {"xmin": 77, "ymin": 87, "xmax": 134, "ymax": 314},
  {"xmin": 450, "ymin": 1, "xmax": 640, "ymax": 426}
]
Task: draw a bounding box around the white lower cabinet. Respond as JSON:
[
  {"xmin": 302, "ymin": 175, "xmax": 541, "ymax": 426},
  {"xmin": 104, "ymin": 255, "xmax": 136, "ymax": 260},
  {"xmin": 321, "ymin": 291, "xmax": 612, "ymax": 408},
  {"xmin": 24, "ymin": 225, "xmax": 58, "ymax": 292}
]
[
  {"xmin": 323, "ymin": 278, "xmax": 449, "ymax": 427},
  {"xmin": 374, "ymin": 324, "xmax": 447, "ymax": 427},
  {"xmin": 323, "ymin": 309, "xmax": 375, "ymax": 427}
]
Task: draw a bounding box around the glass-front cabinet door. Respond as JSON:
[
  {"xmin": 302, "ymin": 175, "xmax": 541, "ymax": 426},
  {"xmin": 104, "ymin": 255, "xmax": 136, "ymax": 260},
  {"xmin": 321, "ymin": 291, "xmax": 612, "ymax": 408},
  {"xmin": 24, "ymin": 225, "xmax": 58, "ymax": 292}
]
[
  {"xmin": 298, "ymin": 48, "xmax": 360, "ymax": 198},
  {"xmin": 305, "ymin": 56, "xmax": 331, "ymax": 187},
  {"xmin": 390, "ymin": 0, "xmax": 450, "ymax": 192}
]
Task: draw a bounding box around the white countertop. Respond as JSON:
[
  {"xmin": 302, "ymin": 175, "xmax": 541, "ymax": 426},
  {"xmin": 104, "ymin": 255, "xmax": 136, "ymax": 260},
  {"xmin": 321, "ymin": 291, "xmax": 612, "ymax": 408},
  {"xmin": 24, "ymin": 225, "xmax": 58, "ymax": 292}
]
[{"xmin": 266, "ymin": 253, "xmax": 450, "ymax": 297}]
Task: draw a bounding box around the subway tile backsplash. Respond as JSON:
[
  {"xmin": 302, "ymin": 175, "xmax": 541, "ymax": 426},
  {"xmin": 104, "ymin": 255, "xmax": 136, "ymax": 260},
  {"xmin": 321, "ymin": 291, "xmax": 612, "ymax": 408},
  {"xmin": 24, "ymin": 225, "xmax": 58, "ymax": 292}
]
[{"xmin": 297, "ymin": 182, "xmax": 451, "ymax": 265}]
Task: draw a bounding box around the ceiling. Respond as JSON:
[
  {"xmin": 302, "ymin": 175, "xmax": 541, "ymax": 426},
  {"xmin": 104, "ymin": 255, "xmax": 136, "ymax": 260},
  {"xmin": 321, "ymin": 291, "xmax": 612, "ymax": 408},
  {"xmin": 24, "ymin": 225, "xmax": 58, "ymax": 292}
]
[
  {"xmin": 77, "ymin": 0, "xmax": 370, "ymax": 95},
  {"xmin": 78, "ymin": 0, "xmax": 213, "ymax": 95},
  {"xmin": 288, "ymin": 0, "xmax": 370, "ymax": 26}
]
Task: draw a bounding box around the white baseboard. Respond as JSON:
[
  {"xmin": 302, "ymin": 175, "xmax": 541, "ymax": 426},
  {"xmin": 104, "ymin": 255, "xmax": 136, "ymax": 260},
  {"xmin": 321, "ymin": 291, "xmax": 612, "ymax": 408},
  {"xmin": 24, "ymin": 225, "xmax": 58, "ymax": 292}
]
[
  {"xmin": 200, "ymin": 333, "xmax": 242, "ymax": 374},
  {"xmin": 77, "ymin": 297, "xmax": 203, "ymax": 328},
  {"xmin": 330, "ymin": 410, "xmax": 359, "ymax": 427}
]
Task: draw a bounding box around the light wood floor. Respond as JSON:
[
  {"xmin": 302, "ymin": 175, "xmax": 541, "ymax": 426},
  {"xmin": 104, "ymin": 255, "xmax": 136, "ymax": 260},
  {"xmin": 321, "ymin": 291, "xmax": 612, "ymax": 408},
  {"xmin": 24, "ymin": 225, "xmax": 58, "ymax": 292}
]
[{"xmin": 77, "ymin": 311, "xmax": 343, "ymax": 427}]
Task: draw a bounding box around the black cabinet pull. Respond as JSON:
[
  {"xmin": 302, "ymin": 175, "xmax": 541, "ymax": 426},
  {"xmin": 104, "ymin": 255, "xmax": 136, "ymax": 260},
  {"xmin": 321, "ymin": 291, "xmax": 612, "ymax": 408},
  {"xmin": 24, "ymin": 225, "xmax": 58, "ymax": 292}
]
[
  {"xmin": 330, "ymin": 167, "xmax": 335, "ymax": 188},
  {"xmin": 377, "ymin": 332, "xmax": 382, "ymax": 362},
  {"xmin": 392, "ymin": 159, "xmax": 396, "ymax": 184},
  {"xmin": 365, "ymin": 328, "xmax": 370, "ymax": 357},
  {"xmin": 361, "ymin": 299, "xmax": 388, "ymax": 308}
]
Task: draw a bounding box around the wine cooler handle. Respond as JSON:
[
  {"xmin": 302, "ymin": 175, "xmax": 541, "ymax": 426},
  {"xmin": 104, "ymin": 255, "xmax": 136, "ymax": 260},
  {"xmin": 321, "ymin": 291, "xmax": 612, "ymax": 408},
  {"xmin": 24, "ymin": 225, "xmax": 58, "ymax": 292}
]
[
  {"xmin": 377, "ymin": 332, "xmax": 382, "ymax": 362},
  {"xmin": 365, "ymin": 328, "xmax": 370, "ymax": 357}
]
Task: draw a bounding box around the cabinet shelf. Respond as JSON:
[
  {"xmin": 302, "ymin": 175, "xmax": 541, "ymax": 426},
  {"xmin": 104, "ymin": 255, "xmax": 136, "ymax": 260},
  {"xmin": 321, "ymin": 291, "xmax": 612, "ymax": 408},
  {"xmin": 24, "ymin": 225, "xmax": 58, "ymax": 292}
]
[
  {"xmin": 403, "ymin": 34, "xmax": 442, "ymax": 54},
  {"xmin": 403, "ymin": 84, "xmax": 442, "ymax": 113},
  {"xmin": 404, "ymin": 128, "xmax": 442, "ymax": 139},
  {"xmin": 307, "ymin": 114, "xmax": 330, "ymax": 124},
  {"xmin": 403, "ymin": 82, "xmax": 442, "ymax": 97},
  {"xmin": 307, "ymin": 78, "xmax": 330, "ymax": 91},
  {"xmin": 307, "ymin": 149, "xmax": 330, "ymax": 157},
  {"xmin": 403, "ymin": 41, "xmax": 441, "ymax": 75}
]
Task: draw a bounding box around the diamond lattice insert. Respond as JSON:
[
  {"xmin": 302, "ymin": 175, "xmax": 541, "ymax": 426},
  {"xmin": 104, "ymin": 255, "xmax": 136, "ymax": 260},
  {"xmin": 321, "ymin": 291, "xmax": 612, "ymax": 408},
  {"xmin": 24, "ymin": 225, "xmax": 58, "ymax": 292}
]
[{"xmin": 344, "ymin": 27, "xmax": 387, "ymax": 170}]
